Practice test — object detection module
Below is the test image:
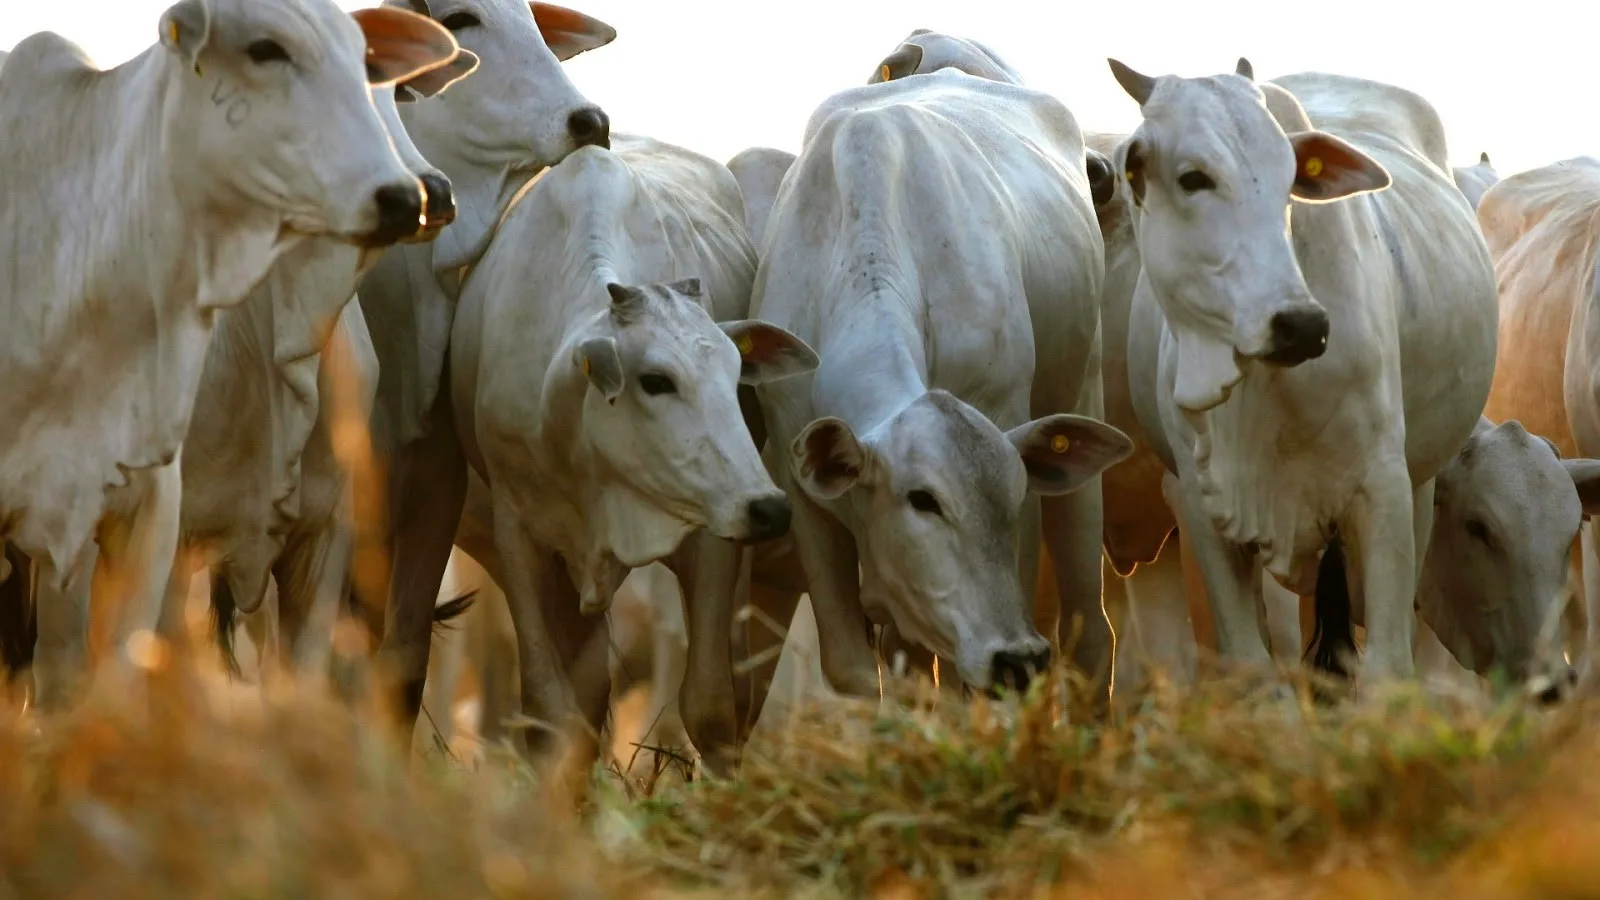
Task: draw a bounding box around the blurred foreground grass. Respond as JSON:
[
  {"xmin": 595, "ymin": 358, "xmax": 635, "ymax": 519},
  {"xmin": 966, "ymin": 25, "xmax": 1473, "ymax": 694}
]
[{"xmin": 1, "ymin": 649, "xmax": 1597, "ymax": 899}]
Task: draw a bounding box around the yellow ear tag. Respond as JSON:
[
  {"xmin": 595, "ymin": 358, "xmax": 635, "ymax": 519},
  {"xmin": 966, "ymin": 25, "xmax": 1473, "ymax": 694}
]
[
  {"xmin": 1304, "ymin": 156, "xmax": 1323, "ymax": 178},
  {"xmin": 167, "ymin": 21, "xmax": 179, "ymax": 44},
  {"xmin": 879, "ymin": 64, "xmax": 892, "ymax": 82},
  {"xmin": 735, "ymin": 334, "xmax": 754, "ymax": 356},
  {"xmin": 581, "ymin": 357, "xmax": 591, "ymax": 377},
  {"xmin": 1050, "ymin": 434, "xmax": 1070, "ymax": 454}
]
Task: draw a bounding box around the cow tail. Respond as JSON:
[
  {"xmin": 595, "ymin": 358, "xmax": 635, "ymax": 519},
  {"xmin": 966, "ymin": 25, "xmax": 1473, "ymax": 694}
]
[
  {"xmin": 1304, "ymin": 533, "xmax": 1358, "ymax": 680},
  {"xmin": 0, "ymin": 545, "xmax": 36, "ymax": 677},
  {"xmin": 210, "ymin": 571, "xmax": 242, "ymax": 677},
  {"xmin": 431, "ymin": 590, "xmax": 477, "ymax": 637}
]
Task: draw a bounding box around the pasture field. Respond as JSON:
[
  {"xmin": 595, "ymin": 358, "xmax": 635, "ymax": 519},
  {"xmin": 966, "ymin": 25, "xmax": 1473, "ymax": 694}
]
[{"xmin": 1, "ymin": 639, "xmax": 1595, "ymax": 900}]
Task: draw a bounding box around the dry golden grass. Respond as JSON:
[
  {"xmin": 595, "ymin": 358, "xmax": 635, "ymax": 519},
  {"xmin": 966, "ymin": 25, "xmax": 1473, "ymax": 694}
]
[{"xmin": 3, "ymin": 648, "xmax": 1599, "ymax": 899}]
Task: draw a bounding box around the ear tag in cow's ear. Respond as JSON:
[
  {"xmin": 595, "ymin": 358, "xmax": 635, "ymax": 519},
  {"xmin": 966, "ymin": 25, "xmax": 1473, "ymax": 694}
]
[
  {"xmin": 880, "ymin": 64, "xmax": 892, "ymax": 82},
  {"xmin": 581, "ymin": 357, "xmax": 592, "ymax": 377},
  {"xmin": 1050, "ymin": 434, "xmax": 1071, "ymax": 454},
  {"xmin": 168, "ymin": 21, "xmax": 179, "ymax": 44},
  {"xmin": 735, "ymin": 334, "xmax": 754, "ymax": 356},
  {"xmin": 1304, "ymin": 157, "xmax": 1323, "ymax": 178}
]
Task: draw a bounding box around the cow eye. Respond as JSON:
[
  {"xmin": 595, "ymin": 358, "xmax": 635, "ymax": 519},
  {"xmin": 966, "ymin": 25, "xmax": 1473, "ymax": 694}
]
[
  {"xmin": 246, "ymin": 40, "xmax": 291, "ymax": 64},
  {"xmin": 908, "ymin": 489, "xmax": 942, "ymax": 516},
  {"xmin": 1177, "ymin": 170, "xmax": 1215, "ymax": 193},
  {"xmin": 440, "ymin": 12, "xmax": 481, "ymax": 30},
  {"xmin": 638, "ymin": 374, "xmax": 677, "ymax": 396}
]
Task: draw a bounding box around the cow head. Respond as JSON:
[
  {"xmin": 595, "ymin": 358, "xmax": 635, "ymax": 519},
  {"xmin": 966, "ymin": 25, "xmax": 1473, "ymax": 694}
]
[
  {"xmin": 867, "ymin": 30, "xmax": 1024, "ymax": 85},
  {"xmin": 571, "ymin": 278, "xmax": 818, "ymax": 564},
  {"xmin": 1423, "ymin": 418, "xmax": 1599, "ymax": 703},
  {"xmin": 373, "ymin": 53, "xmax": 483, "ymax": 242},
  {"xmin": 791, "ymin": 394, "xmax": 1133, "ymax": 693},
  {"xmin": 156, "ymin": 0, "xmax": 461, "ymax": 249},
  {"xmin": 382, "ymin": 0, "xmax": 617, "ymax": 269},
  {"xmin": 1106, "ymin": 57, "xmax": 1392, "ymax": 412}
]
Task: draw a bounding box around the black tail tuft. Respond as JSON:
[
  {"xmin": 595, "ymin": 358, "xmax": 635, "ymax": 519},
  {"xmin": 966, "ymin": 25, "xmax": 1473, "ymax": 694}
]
[
  {"xmin": 1304, "ymin": 534, "xmax": 1358, "ymax": 681},
  {"xmin": 0, "ymin": 545, "xmax": 36, "ymax": 677},
  {"xmin": 210, "ymin": 571, "xmax": 242, "ymax": 678},
  {"xmin": 431, "ymin": 590, "xmax": 477, "ymax": 637}
]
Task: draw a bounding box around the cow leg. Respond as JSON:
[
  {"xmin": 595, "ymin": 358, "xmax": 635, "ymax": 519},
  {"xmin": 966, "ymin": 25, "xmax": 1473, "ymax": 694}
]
[
  {"xmin": 375, "ymin": 406, "xmax": 468, "ymax": 748},
  {"xmin": 274, "ymin": 518, "xmax": 353, "ymax": 675},
  {"xmin": 1170, "ymin": 469, "xmax": 1272, "ymax": 668},
  {"xmin": 1582, "ymin": 522, "xmax": 1600, "ymax": 679},
  {"xmin": 671, "ymin": 533, "xmax": 743, "ymax": 774},
  {"xmin": 95, "ymin": 459, "xmax": 183, "ymax": 674},
  {"xmin": 33, "ymin": 546, "xmax": 96, "ymax": 711},
  {"xmin": 1260, "ymin": 576, "xmax": 1303, "ymax": 663},
  {"xmin": 157, "ymin": 551, "xmax": 198, "ymax": 651},
  {"xmin": 637, "ymin": 571, "xmax": 691, "ymax": 773},
  {"xmin": 1123, "ymin": 546, "xmax": 1197, "ymax": 687},
  {"xmin": 474, "ymin": 582, "xmax": 520, "ymax": 747},
  {"xmin": 1345, "ymin": 469, "xmax": 1421, "ymax": 685},
  {"xmin": 1041, "ymin": 480, "xmax": 1112, "ymax": 710},
  {"xmin": 787, "ymin": 490, "xmax": 880, "ymax": 698},
  {"xmin": 416, "ymin": 604, "xmax": 467, "ymax": 756}
]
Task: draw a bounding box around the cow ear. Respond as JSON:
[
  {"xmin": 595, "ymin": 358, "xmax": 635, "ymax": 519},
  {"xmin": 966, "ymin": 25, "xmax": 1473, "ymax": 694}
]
[
  {"xmin": 159, "ymin": 0, "xmax": 211, "ymax": 75},
  {"xmin": 871, "ymin": 42, "xmax": 923, "ymax": 84},
  {"xmin": 1006, "ymin": 414, "xmax": 1133, "ymax": 496},
  {"xmin": 397, "ymin": 48, "xmax": 479, "ymax": 99},
  {"xmin": 1563, "ymin": 459, "xmax": 1600, "ymax": 516},
  {"xmin": 531, "ymin": 2, "xmax": 617, "ymax": 61},
  {"xmin": 792, "ymin": 418, "xmax": 869, "ymax": 500},
  {"xmin": 352, "ymin": 5, "xmax": 460, "ymax": 85},
  {"xmin": 1288, "ymin": 130, "xmax": 1391, "ymax": 203},
  {"xmin": 574, "ymin": 336, "xmax": 624, "ymax": 403},
  {"xmin": 719, "ymin": 321, "xmax": 820, "ymax": 385}
]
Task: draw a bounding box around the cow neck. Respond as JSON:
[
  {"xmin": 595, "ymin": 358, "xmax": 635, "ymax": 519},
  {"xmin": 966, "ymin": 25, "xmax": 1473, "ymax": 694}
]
[
  {"xmin": 406, "ymin": 127, "xmax": 545, "ymax": 276},
  {"xmin": 814, "ymin": 300, "xmax": 930, "ymax": 438}
]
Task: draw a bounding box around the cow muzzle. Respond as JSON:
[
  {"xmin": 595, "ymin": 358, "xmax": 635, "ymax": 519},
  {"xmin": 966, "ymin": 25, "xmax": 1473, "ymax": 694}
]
[
  {"xmin": 1258, "ymin": 303, "xmax": 1330, "ymax": 367},
  {"xmin": 405, "ymin": 172, "xmax": 457, "ymax": 243},
  {"xmin": 353, "ymin": 181, "xmax": 426, "ymax": 249}
]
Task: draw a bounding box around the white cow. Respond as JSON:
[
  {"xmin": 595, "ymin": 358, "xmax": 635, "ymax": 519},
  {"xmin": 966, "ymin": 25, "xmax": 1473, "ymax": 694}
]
[
  {"xmin": 351, "ymin": 0, "xmax": 619, "ymax": 742},
  {"xmin": 1111, "ymin": 59, "xmax": 1498, "ymax": 690},
  {"xmin": 726, "ymin": 147, "xmax": 797, "ymax": 255},
  {"xmin": 1453, "ymin": 151, "xmax": 1500, "ymax": 212},
  {"xmin": 448, "ymin": 134, "xmax": 819, "ymax": 774},
  {"xmin": 1, "ymin": 1, "xmax": 462, "ymax": 708},
  {"xmin": 175, "ymin": 62, "xmax": 478, "ymax": 674},
  {"xmin": 752, "ymin": 68, "xmax": 1132, "ymax": 709},
  {"xmin": 861, "ymin": 33, "xmax": 1181, "ymax": 707}
]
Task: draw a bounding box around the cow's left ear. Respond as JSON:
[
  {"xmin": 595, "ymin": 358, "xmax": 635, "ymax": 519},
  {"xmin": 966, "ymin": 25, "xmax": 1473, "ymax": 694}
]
[
  {"xmin": 1006, "ymin": 414, "xmax": 1133, "ymax": 496},
  {"xmin": 396, "ymin": 48, "xmax": 479, "ymax": 100},
  {"xmin": 574, "ymin": 336, "xmax": 624, "ymax": 403},
  {"xmin": 1563, "ymin": 459, "xmax": 1600, "ymax": 516},
  {"xmin": 159, "ymin": 0, "xmax": 211, "ymax": 75},
  {"xmin": 531, "ymin": 2, "xmax": 617, "ymax": 61},
  {"xmin": 352, "ymin": 5, "xmax": 460, "ymax": 85},
  {"xmin": 870, "ymin": 42, "xmax": 923, "ymax": 84},
  {"xmin": 719, "ymin": 321, "xmax": 820, "ymax": 385},
  {"xmin": 1288, "ymin": 131, "xmax": 1391, "ymax": 203}
]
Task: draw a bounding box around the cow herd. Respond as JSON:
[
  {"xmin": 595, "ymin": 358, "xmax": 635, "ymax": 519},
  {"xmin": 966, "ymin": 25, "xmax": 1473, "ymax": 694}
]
[{"xmin": 2, "ymin": 0, "xmax": 1599, "ymax": 787}]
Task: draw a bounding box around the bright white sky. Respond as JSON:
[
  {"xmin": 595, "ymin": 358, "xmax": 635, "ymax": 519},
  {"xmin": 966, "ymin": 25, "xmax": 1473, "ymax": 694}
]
[{"xmin": 2, "ymin": 1, "xmax": 1595, "ymax": 177}]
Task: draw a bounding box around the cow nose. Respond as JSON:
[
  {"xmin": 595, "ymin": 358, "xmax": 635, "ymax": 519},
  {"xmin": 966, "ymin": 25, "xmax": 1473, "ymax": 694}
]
[
  {"xmin": 990, "ymin": 647, "xmax": 1052, "ymax": 694},
  {"xmin": 1260, "ymin": 305, "xmax": 1330, "ymax": 366},
  {"xmin": 568, "ymin": 106, "xmax": 611, "ymax": 149},
  {"xmin": 369, "ymin": 182, "xmax": 424, "ymax": 245},
  {"xmin": 1529, "ymin": 665, "xmax": 1576, "ymax": 706},
  {"xmin": 419, "ymin": 173, "xmax": 456, "ymax": 228},
  {"xmin": 745, "ymin": 496, "xmax": 792, "ymax": 543}
]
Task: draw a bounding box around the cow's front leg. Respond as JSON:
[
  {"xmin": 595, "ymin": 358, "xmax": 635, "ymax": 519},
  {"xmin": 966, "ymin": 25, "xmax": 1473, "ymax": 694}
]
[
  {"xmin": 1170, "ymin": 462, "xmax": 1272, "ymax": 668},
  {"xmin": 670, "ymin": 533, "xmax": 742, "ymax": 774},
  {"xmin": 1346, "ymin": 465, "xmax": 1419, "ymax": 685},
  {"xmin": 96, "ymin": 457, "xmax": 183, "ymax": 671},
  {"xmin": 1041, "ymin": 483, "xmax": 1112, "ymax": 711}
]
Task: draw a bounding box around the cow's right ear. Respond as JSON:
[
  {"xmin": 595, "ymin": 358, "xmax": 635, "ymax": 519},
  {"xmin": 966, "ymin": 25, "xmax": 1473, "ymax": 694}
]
[
  {"xmin": 792, "ymin": 418, "xmax": 870, "ymax": 500},
  {"xmin": 531, "ymin": 3, "xmax": 618, "ymax": 62},
  {"xmin": 159, "ymin": 0, "xmax": 211, "ymax": 75},
  {"xmin": 574, "ymin": 336, "xmax": 624, "ymax": 404}
]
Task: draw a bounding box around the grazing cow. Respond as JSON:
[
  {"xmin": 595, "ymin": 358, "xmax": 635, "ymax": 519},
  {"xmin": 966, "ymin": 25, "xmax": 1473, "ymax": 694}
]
[
  {"xmin": 1111, "ymin": 59, "xmax": 1498, "ymax": 690},
  {"xmin": 350, "ymin": 0, "xmax": 619, "ymax": 743},
  {"xmin": 1480, "ymin": 157, "xmax": 1600, "ymax": 677},
  {"xmin": 177, "ymin": 65, "xmax": 478, "ymax": 674},
  {"xmin": 447, "ymin": 134, "xmax": 820, "ymax": 776},
  {"xmin": 751, "ymin": 66, "xmax": 1132, "ymax": 711},
  {"xmin": 0, "ymin": 1, "xmax": 462, "ymax": 708},
  {"xmin": 1454, "ymin": 152, "xmax": 1500, "ymax": 212}
]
